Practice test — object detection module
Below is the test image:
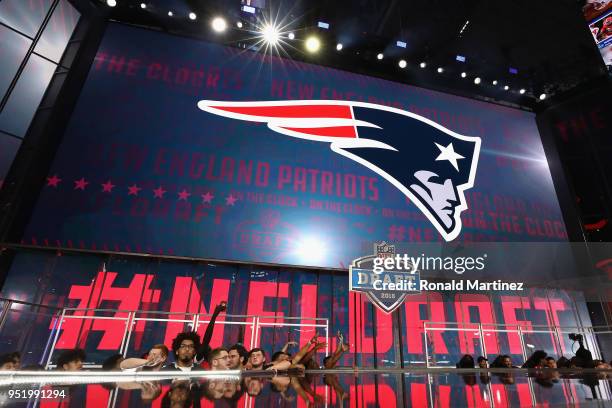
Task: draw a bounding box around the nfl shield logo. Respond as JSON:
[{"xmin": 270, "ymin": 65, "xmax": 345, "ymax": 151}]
[
  {"xmin": 375, "ymin": 241, "xmax": 395, "ymax": 259},
  {"xmin": 350, "ymin": 242, "xmax": 420, "ymax": 314}
]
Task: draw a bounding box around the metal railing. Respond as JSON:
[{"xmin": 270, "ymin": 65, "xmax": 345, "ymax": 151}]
[
  {"xmin": 423, "ymin": 321, "xmax": 612, "ymax": 368},
  {"xmin": 42, "ymin": 306, "xmax": 329, "ymax": 369},
  {"xmin": 1, "ymin": 297, "xmax": 610, "ymax": 371}
]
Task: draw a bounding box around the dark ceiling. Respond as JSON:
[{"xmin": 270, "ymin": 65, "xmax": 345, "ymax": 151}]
[{"xmin": 95, "ymin": 0, "xmax": 608, "ymax": 111}]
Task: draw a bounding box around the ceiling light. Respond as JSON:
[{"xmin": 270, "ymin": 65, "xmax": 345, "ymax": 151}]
[
  {"xmin": 140, "ymin": 3, "xmax": 146, "ymax": 9},
  {"xmin": 504, "ymin": 85, "xmax": 509, "ymax": 91},
  {"xmin": 377, "ymin": 53, "xmax": 383, "ymax": 60},
  {"xmin": 461, "ymin": 72, "xmax": 467, "ymax": 78},
  {"xmin": 519, "ymin": 88, "xmax": 526, "ymax": 94},
  {"xmin": 539, "ymin": 93, "xmax": 546, "ymax": 100},
  {"xmin": 211, "ymin": 17, "xmax": 227, "ymax": 32},
  {"xmin": 167, "ymin": 11, "xmax": 173, "ymax": 17},
  {"xmin": 236, "ymin": 21, "xmax": 243, "ymax": 28},
  {"xmin": 419, "ymin": 62, "xmax": 426, "ymax": 68},
  {"xmin": 106, "ymin": 0, "xmax": 116, "ymax": 6},
  {"xmin": 474, "ymin": 77, "xmax": 481, "ymax": 84},
  {"xmin": 189, "ymin": 12, "xmax": 196, "ymax": 20},
  {"xmin": 399, "ymin": 59, "xmax": 407, "ymax": 68},
  {"xmin": 288, "ymin": 32, "xmax": 295, "ymax": 40},
  {"xmin": 305, "ymin": 36, "xmax": 321, "ymax": 53},
  {"xmin": 261, "ymin": 24, "xmax": 280, "ymax": 45},
  {"xmin": 336, "ymin": 43, "xmax": 343, "ymax": 51},
  {"xmin": 437, "ymin": 67, "xmax": 443, "ymax": 73},
  {"xmin": 492, "ymin": 80, "xmax": 498, "ymax": 85}
]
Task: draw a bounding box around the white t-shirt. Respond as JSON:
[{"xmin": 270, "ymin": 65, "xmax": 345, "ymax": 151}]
[{"xmin": 175, "ymin": 363, "xmax": 193, "ymax": 372}]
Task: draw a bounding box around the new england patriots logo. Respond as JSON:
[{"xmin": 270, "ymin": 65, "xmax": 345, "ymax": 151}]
[{"xmin": 197, "ymin": 100, "xmax": 481, "ymax": 241}]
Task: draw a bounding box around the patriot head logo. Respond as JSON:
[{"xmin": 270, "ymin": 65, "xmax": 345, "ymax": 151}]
[{"xmin": 197, "ymin": 100, "xmax": 481, "ymax": 241}]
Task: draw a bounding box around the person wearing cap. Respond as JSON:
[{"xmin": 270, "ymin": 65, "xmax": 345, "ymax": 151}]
[{"xmin": 477, "ymin": 356, "xmax": 488, "ymax": 368}]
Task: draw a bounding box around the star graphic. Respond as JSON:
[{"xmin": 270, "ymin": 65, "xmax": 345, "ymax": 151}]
[
  {"xmin": 434, "ymin": 142, "xmax": 464, "ymax": 171},
  {"xmin": 127, "ymin": 184, "xmax": 142, "ymax": 196},
  {"xmin": 101, "ymin": 180, "xmax": 115, "ymax": 193},
  {"xmin": 201, "ymin": 192, "xmax": 214, "ymax": 204},
  {"xmin": 46, "ymin": 175, "xmax": 62, "ymax": 187},
  {"xmin": 177, "ymin": 189, "xmax": 191, "ymax": 200},
  {"xmin": 73, "ymin": 177, "xmax": 89, "ymax": 190},
  {"xmin": 225, "ymin": 194, "xmax": 237, "ymax": 206},
  {"xmin": 152, "ymin": 186, "xmax": 166, "ymax": 198}
]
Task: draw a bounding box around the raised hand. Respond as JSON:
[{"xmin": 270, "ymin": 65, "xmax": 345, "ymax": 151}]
[
  {"xmin": 215, "ymin": 301, "xmax": 227, "ymax": 313},
  {"xmin": 145, "ymin": 355, "xmax": 163, "ymax": 366}
]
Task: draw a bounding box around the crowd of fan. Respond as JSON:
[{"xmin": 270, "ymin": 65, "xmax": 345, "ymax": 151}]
[
  {"xmin": 0, "ymin": 302, "xmax": 350, "ymax": 374},
  {"xmin": 456, "ymin": 350, "xmax": 611, "ymax": 370},
  {"xmin": 0, "ymin": 302, "xmax": 353, "ymax": 405},
  {"xmin": 452, "ymin": 349, "xmax": 612, "ymax": 389},
  {"xmin": 1, "ymin": 302, "xmax": 610, "ymax": 405},
  {"xmin": 3, "ymin": 299, "xmax": 612, "ymax": 373},
  {"xmin": 2, "ymin": 300, "xmax": 611, "ymax": 374}
]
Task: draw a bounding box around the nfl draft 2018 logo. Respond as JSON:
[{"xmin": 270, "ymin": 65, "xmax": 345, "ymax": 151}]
[{"xmin": 349, "ymin": 242, "xmax": 420, "ymax": 314}]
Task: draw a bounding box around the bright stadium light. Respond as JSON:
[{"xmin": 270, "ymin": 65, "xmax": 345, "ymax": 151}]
[
  {"xmin": 106, "ymin": 0, "xmax": 116, "ymax": 6},
  {"xmin": 261, "ymin": 24, "xmax": 280, "ymax": 45},
  {"xmin": 211, "ymin": 17, "xmax": 227, "ymax": 32},
  {"xmin": 336, "ymin": 43, "xmax": 343, "ymax": 51},
  {"xmin": 288, "ymin": 32, "xmax": 295, "ymax": 40},
  {"xmin": 305, "ymin": 36, "xmax": 321, "ymax": 53},
  {"xmin": 189, "ymin": 12, "xmax": 197, "ymax": 20},
  {"xmin": 297, "ymin": 237, "xmax": 326, "ymax": 262},
  {"xmin": 461, "ymin": 72, "xmax": 467, "ymax": 78},
  {"xmin": 519, "ymin": 88, "xmax": 526, "ymax": 94},
  {"xmin": 420, "ymin": 62, "xmax": 426, "ymax": 68},
  {"xmin": 492, "ymin": 80, "xmax": 498, "ymax": 85},
  {"xmin": 140, "ymin": 3, "xmax": 146, "ymax": 9},
  {"xmin": 539, "ymin": 93, "xmax": 546, "ymax": 100},
  {"xmin": 437, "ymin": 67, "xmax": 444, "ymax": 73},
  {"xmin": 377, "ymin": 53, "xmax": 384, "ymax": 60},
  {"xmin": 167, "ymin": 11, "xmax": 173, "ymax": 17},
  {"xmin": 474, "ymin": 77, "xmax": 481, "ymax": 84},
  {"xmin": 504, "ymin": 85, "xmax": 509, "ymax": 91},
  {"xmin": 398, "ymin": 59, "xmax": 407, "ymax": 68}
]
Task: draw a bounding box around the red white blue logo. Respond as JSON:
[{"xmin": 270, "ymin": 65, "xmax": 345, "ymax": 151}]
[{"xmin": 198, "ymin": 100, "xmax": 481, "ymax": 241}]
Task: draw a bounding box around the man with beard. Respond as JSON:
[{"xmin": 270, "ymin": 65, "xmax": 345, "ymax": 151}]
[
  {"xmin": 228, "ymin": 344, "xmax": 248, "ymax": 370},
  {"xmin": 163, "ymin": 332, "xmax": 204, "ymax": 371}
]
